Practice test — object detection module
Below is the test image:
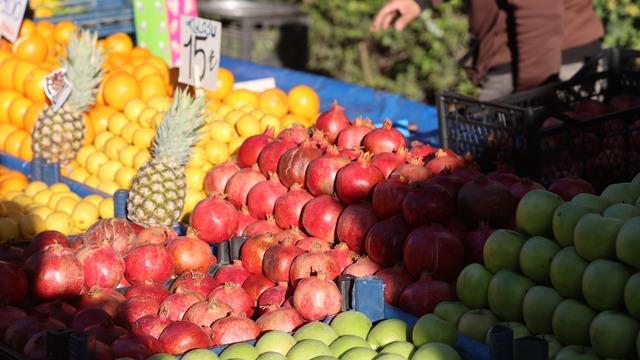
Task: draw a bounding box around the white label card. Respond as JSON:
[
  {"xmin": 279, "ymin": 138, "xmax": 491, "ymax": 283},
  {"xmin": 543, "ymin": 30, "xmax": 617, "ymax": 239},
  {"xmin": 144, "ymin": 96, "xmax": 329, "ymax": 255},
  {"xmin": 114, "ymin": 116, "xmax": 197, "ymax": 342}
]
[
  {"xmin": 0, "ymin": 0, "xmax": 27, "ymax": 43},
  {"xmin": 178, "ymin": 15, "xmax": 221, "ymax": 91},
  {"xmin": 44, "ymin": 69, "xmax": 73, "ymax": 111},
  {"xmin": 233, "ymin": 78, "xmax": 277, "ymax": 92}
]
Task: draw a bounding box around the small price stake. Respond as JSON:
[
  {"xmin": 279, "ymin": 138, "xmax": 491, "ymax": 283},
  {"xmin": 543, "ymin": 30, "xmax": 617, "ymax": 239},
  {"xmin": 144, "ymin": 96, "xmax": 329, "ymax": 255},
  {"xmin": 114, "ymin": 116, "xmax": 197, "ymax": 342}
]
[
  {"xmin": 179, "ymin": 15, "xmax": 221, "ymax": 91},
  {"xmin": 44, "ymin": 69, "xmax": 73, "ymax": 111},
  {"xmin": 0, "ymin": 0, "xmax": 28, "ymax": 43}
]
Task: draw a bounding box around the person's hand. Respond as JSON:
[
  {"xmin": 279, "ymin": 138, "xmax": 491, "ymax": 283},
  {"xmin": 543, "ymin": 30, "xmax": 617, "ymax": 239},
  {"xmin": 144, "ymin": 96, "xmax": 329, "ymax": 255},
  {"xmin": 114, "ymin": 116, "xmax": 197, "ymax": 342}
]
[{"xmin": 371, "ymin": 0, "xmax": 422, "ymax": 32}]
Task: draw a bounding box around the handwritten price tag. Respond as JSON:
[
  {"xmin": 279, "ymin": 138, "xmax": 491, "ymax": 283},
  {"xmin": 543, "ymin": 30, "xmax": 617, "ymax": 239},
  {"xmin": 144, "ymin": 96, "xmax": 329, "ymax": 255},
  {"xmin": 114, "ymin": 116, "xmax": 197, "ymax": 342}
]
[
  {"xmin": 44, "ymin": 69, "xmax": 72, "ymax": 111},
  {"xmin": 0, "ymin": 0, "xmax": 28, "ymax": 43},
  {"xmin": 178, "ymin": 15, "xmax": 221, "ymax": 91}
]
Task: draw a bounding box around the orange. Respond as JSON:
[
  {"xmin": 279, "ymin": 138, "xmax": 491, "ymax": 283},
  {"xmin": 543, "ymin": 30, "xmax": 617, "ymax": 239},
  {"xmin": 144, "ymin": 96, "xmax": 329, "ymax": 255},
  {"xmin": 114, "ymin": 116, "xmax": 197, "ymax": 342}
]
[
  {"xmin": 19, "ymin": 137, "xmax": 32, "ymax": 161},
  {"xmin": 8, "ymin": 97, "xmax": 32, "ymax": 129},
  {"xmin": 0, "ymin": 91, "xmax": 21, "ymax": 123},
  {"xmin": 13, "ymin": 35, "xmax": 48, "ymax": 63},
  {"xmin": 259, "ymin": 88, "xmax": 289, "ymax": 118},
  {"xmin": 0, "ymin": 124, "xmax": 17, "ymax": 148},
  {"xmin": 83, "ymin": 116, "xmax": 95, "ymax": 146},
  {"xmin": 144, "ymin": 57, "xmax": 169, "ymax": 80},
  {"xmin": 3, "ymin": 130, "xmax": 27, "ymax": 157},
  {"xmin": 224, "ymin": 89, "xmax": 259, "ymax": 109},
  {"xmin": 103, "ymin": 72, "xmax": 141, "ymax": 111},
  {"xmin": 23, "ymin": 67, "xmax": 48, "ymax": 102},
  {"xmin": 36, "ymin": 22, "xmax": 55, "ymax": 39},
  {"xmin": 12, "ymin": 61, "xmax": 36, "ymax": 94},
  {"xmin": 129, "ymin": 47, "xmax": 151, "ymax": 59},
  {"xmin": 104, "ymin": 33, "xmax": 133, "ymax": 54},
  {"xmin": 0, "ymin": 58, "xmax": 18, "ymax": 90},
  {"xmin": 130, "ymin": 57, "xmax": 146, "ymax": 68},
  {"xmin": 0, "ymin": 176, "xmax": 28, "ymax": 195},
  {"xmin": 139, "ymin": 75, "xmax": 167, "ymax": 102},
  {"xmin": 288, "ymin": 85, "xmax": 320, "ymax": 119},
  {"xmin": 207, "ymin": 68, "xmax": 234, "ymax": 100},
  {"xmin": 0, "ymin": 50, "xmax": 12, "ymax": 65},
  {"xmin": 88, "ymin": 105, "xmax": 118, "ymax": 134},
  {"xmin": 23, "ymin": 102, "xmax": 44, "ymax": 133},
  {"xmin": 20, "ymin": 19, "xmax": 36, "ymax": 37},
  {"xmin": 53, "ymin": 20, "xmax": 76, "ymax": 45},
  {"xmin": 133, "ymin": 64, "xmax": 160, "ymax": 81},
  {"xmin": 106, "ymin": 52, "xmax": 128, "ymax": 69}
]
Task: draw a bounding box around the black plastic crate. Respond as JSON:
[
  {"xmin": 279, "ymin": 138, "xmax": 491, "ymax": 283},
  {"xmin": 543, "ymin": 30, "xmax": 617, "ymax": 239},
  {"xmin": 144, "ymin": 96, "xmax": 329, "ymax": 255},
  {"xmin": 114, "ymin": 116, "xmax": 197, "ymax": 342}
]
[{"xmin": 438, "ymin": 48, "xmax": 640, "ymax": 190}]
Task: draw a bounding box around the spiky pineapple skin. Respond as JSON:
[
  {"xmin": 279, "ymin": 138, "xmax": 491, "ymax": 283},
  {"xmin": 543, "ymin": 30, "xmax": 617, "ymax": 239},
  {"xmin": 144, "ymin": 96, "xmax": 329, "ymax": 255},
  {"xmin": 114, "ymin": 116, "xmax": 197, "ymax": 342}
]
[
  {"xmin": 127, "ymin": 158, "xmax": 186, "ymax": 227},
  {"xmin": 31, "ymin": 105, "xmax": 85, "ymax": 165}
]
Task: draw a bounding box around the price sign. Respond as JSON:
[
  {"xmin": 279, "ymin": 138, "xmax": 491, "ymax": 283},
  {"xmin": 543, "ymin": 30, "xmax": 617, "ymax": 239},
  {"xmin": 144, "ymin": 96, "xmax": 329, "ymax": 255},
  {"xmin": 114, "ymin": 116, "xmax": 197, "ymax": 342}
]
[
  {"xmin": 44, "ymin": 69, "xmax": 72, "ymax": 111},
  {"xmin": 0, "ymin": 0, "xmax": 28, "ymax": 43},
  {"xmin": 178, "ymin": 15, "xmax": 221, "ymax": 91}
]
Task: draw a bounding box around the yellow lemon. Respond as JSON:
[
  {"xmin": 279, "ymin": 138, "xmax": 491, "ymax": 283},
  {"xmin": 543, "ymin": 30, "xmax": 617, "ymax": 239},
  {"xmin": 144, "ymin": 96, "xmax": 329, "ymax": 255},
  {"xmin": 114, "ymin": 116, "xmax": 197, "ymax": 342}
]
[
  {"xmin": 94, "ymin": 132, "xmax": 114, "ymax": 152},
  {"xmin": 19, "ymin": 214, "xmax": 46, "ymax": 240},
  {"xmin": 120, "ymin": 122, "xmax": 141, "ymax": 144},
  {"xmin": 123, "ymin": 98, "xmax": 146, "ymax": 122},
  {"xmin": 188, "ymin": 146, "xmax": 208, "ymax": 168},
  {"xmin": 118, "ymin": 145, "xmax": 139, "ymax": 168},
  {"xmin": 24, "ymin": 181, "xmax": 48, "ymax": 197},
  {"xmin": 11, "ymin": 194, "xmax": 32, "ymax": 209},
  {"xmin": 97, "ymin": 181, "xmax": 119, "ymax": 195},
  {"xmin": 71, "ymin": 200, "xmax": 99, "ymax": 231},
  {"xmin": 260, "ymin": 114, "xmax": 281, "ymax": 134},
  {"xmin": 83, "ymin": 194, "xmax": 104, "ymax": 208},
  {"xmin": 204, "ymin": 140, "xmax": 229, "ymax": 165},
  {"xmin": 115, "ymin": 167, "xmax": 136, "ymax": 189},
  {"xmin": 99, "ymin": 197, "xmax": 114, "ymax": 218},
  {"xmin": 184, "ymin": 167, "xmax": 205, "ymax": 191},
  {"xmin": 206, "ymin": 112, "xmax": 224, "ymax": 123},
  {"xmin": 240, "ymin": 104, "xmax": 256, "ymax": 113},
  {"xmin": 68, "ymin": 167, "xmax": 90, "ymax": 183},
  {"xmin": 55, "ymin": 196, "xmax": 78, "ymax": 215},
  {"xmin": 183, "ymin": 189, "xmax": 206, "ymax": 215},
  {"xmin": 0, "ymin": 202, "xmax": 5, "ymax": 216},
  {"xmin": 228, "ymin": 136, "xmax": 246, "ymax": 155},
  {"xmin": 86, "ymin": 152, "xmax": 109, "ymax": 175},
  {"xmin": 85, "ymin": 175, "xmax": 100, "ymax": 188},
  {"xmin": 208, "ymin": 120, "xmax": 236, "ymax": 143},
  {"xmin": 1, "ymin": 200, "xmax": 22, "ymax": 213},
  {"xmin": 32, "ymin": 188, "xmax": 53, "ymax": 205},
  {"xmin": 224, "ymin": 109, "xmax": 245, "ymax": 126},
  {"xmin": 235, "ymin": 115, "xmax": 261, "ymax": 137},
  {"xmin": 0, "ymin": 190, "xmax": 23, "ymax": 202},
  {"xmin": 137, "ymin": 107, "xmax": 157, "ymax": 128},
  {"xmin": 0, "ymin": 217, "xmax": 19, "ymax": 243},
  {"xmin": 29, "ymin": 206, "xmax": 53, "ymax": 220},
  {"xmin": 132, "ymin": 127, "xmax": 156, "ymax": 150},
  {"xmin": 104, "ymin": 136, "xmax": 128, "ymax": 160},
  {"xmin": 133, "ymin": 150, "xmax": 151, "ymax": 169},
  {"xmin": 107, "ymin": 113, "xmax": 128, "ymax": 135},
  {"xmin": 76, "ymin": 146, "xmax": 96, "ymax": 168},
  {"xmin": 49, "ymin": 183, "xmax": 71, "ymax": 193},
  {"xmin": 24, "ymin": 203, "xmax": 43, "ymax": 213},
  {"xmin": 4, "ymin": 211, "xmax": 22, "ymax": 224},
  {"xmin": 250, "ymin": 109, "xmax": 265, "ymax": 119},
  {"xmin": 151, "ymin": 112, "xmax": 164, "ymax": 128},
  {"xmin": 98, "ymin": 160, "xmax": 122, "ymax": 181},
  {"xmin": 147, "ymin": 95, "xmax": 170, "ymax": 112},
  {"xmin": 45, "ymin": 211, "xmax": 74, "ymax": 235},
  {"xmin": 217, "ymin": 104, "xmax": 233, "ymax": 117}
]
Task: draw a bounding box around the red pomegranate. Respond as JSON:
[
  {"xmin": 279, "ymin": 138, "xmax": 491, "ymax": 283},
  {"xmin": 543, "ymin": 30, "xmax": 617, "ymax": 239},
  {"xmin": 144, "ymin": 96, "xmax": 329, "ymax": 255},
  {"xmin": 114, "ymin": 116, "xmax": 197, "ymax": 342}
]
[
  {"xmin": 390, "ymin": 157, "xmax": 433, "ymax": 183},
  {"xmin": 509, "ymin": 179, "xmax": 544, "ymax": 201},
  {"xmin": 23, "ymin": 330, "xmax": 48, "ymax": 360},
  {"xmin": 168, "ymin": 270, "xmax": 218, "ymax": 298},
  {"xmin": 24, "ymin": 230, "xmax": 69, "ymax": 258},
  {"xmin": 371, "ymin": 148, "xmax": 410, "ymax": 178},
  {"xmin": 451, "ymin": 166, "xmax": 481, "ymax": 182},
  {"xmin": 398, "ymin": 276, "xmax": 456, "ymax": 316},
  {"xmin": 210, "ymin": 313, "xmax": 261, "ymax": 346},
  {"xmin": 158, "ymin": 321, "xmax": 212, "ymax": 355},
  {"xmin": 240, "ymin": 233, "xmax": 278, "ymax": 274},
  {"xmin": 207, "ymin": 283, "xmax": 255, "ymax": 318},
  {"xmin": 24, "ymin": 244, "xmax": 83, "ymax": 301},
  {"xmin": 112, "ymin": 334, "xmax": 165, "ymax": 360},
  {"xmin": 243, "ymin": 216, "xmax": 281, "ymax": 237},
  {"xmin": 238, "ymin": 127, "xmax": 275, "ymax": 168},
  {"xmin": 166, "ymin": 236, "xmax": 217, "ymax": 275},
  {"xmin": 77, "ymin": 287, "xmax": 125, "ymax": 318},
  {"xmin": 342, "ymin": 256, "xmax": 382, "ymax": 277},
  {"xmin": 191, "ymin": 194, "xmax": 239, "ymax": 244},
  {"xmin": 4, "ymin": 315, "xmax": 64, "ymax": 351},
  {"xmin": 402, "ymin": 182, "xmax": 454, "ymax": 227},
  {"xmin": 0, "ymin": 244, "xmax": 23, "ymax": 264},
  {"xmin": 315, "ymin": 101, "xmax": 351, "ymax": 143},
  {"xmin": 410, "ymin": 141, "xmax": 437, "ymax": 158},
  {"xmin": 403, "ymin": 225, "xmax": 464, "ymax": 281},
  {"xmin": 257, "ymin": 282, "xmax": 290, "ymax": 314},
  {"xmin": 124, "ymin": 283, "xmax": 169, "ymax": 303},
  {"xmin": 256, "ymin": 307, "xmax": 305, "ymax": 332},
  {"xmin": 464, "ymin": 223, "xmax": 495, "ymax": 264},
  {"xmin": 325, "ymin": 243, "xmax": 358, "ymax": 273},
  {"xmin": 115, "ymin": 296, "xmax": 160, "ymax": 328},
  {"xmin": 273, "ymin": 227, "xmax": 307, "ymax": 243},
  {"xmin": 262, "ymin": 238, "xmax": 305, "ymax": 282},
  {"xmin": 335, "ymin": 152, "xmax": 384, "ymax": 205},
  {"xmin": 336, "ymin": 117, "xmax": 374, "ymax": 149},
  {"xmin": 72, "ymin": 307, "xmax": 111, "ymax": 330},
  {"xmin": 203, "ymin": 161, "xmax": 240, "ymax": 195},
  {"xmin": 236, "ymin": 206, "xmax": 259, "ymax": 236},
  {"xmin": 305, "ymin": 145, "xmax": 351, "ymax": 196},
  {"xmin": 31, "ymin": 301, "xmax": 76, "ymax": 326},
  {"xmin": 362, "ymin": 119, "xmax": 407, "ymax": 154},
  {"xmin": 273, "ymin": 184, "xmax": 314, "ymax": 229},
  {"xmin": 296, "ymin": 238, "xmax": 331, "ymax": 251},
  {"xmin": 425, "ymin": 149, "xmax": 465, "ymax": 175},
  {"xmin": 427, "ymin": 174, "xmax": 466, "ymax": 198},
  {"xmin": 225, "ymin": 165, "xmax": 267, "ymax": 209},
  {"xmin": 293, "ymin": 275, "xmax": 342, "ymax": 321},
  {"xmin": 365, "ymin": 215, "xmax": 409, "ymax": 267},
  {"xmin": 242, "ymin": 273, "xmax": 274, "ymax": 302},
  {"xmin": 258, "ymin": 139, "xmax": 297, "ymax": 177},
  {"xmin": 374, "ymin": 265, "xmax": 415, "ymax": 306},
  {"xmin": 277, "ymin": 141, "xmax": 323, "ymax": 189},
  {"xmin": 123, "ymin": 243, "xmax": 173, "ymax": 285},
  {"xmin": 301, "ymin": 195, "xmax": 344, "ymax": 241},
  {"xmin": 289, "ymin": 247, "xmax": 341, "ymax": 285},
  {"xmin": 548, "ymin": 176, "xmax": 595, "ymax": 201},
  {"xmin": 371, "ymin": 176, "xmax": 409, "ymax": 219},
  {"xmin": 335, "ymin": 203, "xmax": 378, "ymax": 255},
  {"xmin": 456, "ymin": 176, "xmax": 516, "ymax": 228},
  {"xmin": 85, "ymin": 317, "xmax": 128, "ymax": 345},
  {"xmin": 246, "ymin": 173, "xmax": 288, "ymax": 220},
  {"xmin": 75, "ymin": 245, "xmax": 124, "ymax": 289},
  {"xmin": 0, "ymin": 260, "xmax": 27, "ymax": 305},
  {"xmin": 212, "ymin": 260, "xmax": 251, "ymax": 286},
  {"xmin": 487, "ymin": 170, "xmax": 521, "ymax": 188},
  {"xmin": 0, "ymin": 306, "xmax": 27, "ymax": 339},
  {"xmin": 182, "ymin": 299, "xmax": 232, "ymax": 330},
  {"xmin": 131, "ymin": 314, "xmax": 172, "ymax": 340},
  {"xmin": 134, "ymin": 226, "xmax": 177, "ymax": 246},
  {"xmin": 158, "ymin": 288, "xmax": 205, "ymax": 321},
  {"xmin": 82, "ymin": 218, "xmax": 136, "ymax": 256},
  {"xmin": 277, "ymin": 124, "xmax": 310, "ymax": 144}
]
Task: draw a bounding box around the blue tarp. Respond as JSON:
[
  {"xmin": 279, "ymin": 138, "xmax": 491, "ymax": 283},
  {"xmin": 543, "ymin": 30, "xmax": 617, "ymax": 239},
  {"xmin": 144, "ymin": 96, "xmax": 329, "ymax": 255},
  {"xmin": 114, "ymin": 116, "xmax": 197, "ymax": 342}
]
[{"xmin": 221, "ymin": 56, "xmax": 440, "ymax": 146}]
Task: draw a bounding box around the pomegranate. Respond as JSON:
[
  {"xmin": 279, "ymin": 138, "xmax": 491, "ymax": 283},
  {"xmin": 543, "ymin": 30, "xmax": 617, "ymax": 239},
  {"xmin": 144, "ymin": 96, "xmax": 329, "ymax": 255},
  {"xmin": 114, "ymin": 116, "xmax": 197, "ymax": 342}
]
[
  {"xmin": 372, "ymin": 148, "xmax": 410, "ymax": 178},
  {"xmin": 85, "ymin": 318, "xmax": 128, "ymax": 344},
  {"xmin": 243, "ymin": 273, "xmax": 275, "ymax": 302},
  {"xmin": 247, "ymin": 173, "xmax": 288, "ymax": 219},
  {"xmin": 31, "ymin": 301, "xmax": 76, "ymax": 326},
  {"xmin": 445, "ymin": 217, "xmax": 468, "ymax": 242},
  {"xmin": 257, "ymin": 282, "xmax": 290, "ymax": 313},
  {"xmin": 112, "ymin": 334, "xmax": 165, "ymax": 360},
  {"xmin": 258, "ymin": 139, "xmax": 297, "ymax": 176},
  {"xmin": 464, "ymin": 223, "xmax": 495, "ymax": 264},
  {"xmin": 487, "ymin": 170, "xmax": 521, "ymax": 188},
  {"xmin": 335, "ymin": 152, "xmax": 384, "ymax": 204},
  {"xmin": 158, "ymin": 288, "xmax": 204, "ymax": 321},
  {"xmin": 325, "ymin": 242, "xmax": 357, "ymax": 273},
  {"xmin": 305, "ymin": 145, "xmax": 351, "ymax": 196},
  {"xmin": 115, "ymin": 296, "xmax": 160, "ymax": 328},
  {"xmin": 77, "ymin": 287, "xmax": 125, "ymax": 318},
  {"xmin": 24, "ymin": 230, "xmax": 69, "ymax": 258},
  {"xmin": 457, "ymin": 176, "xmax": 516, "ymax": 228},
  {"xmin": 410, "ymin": 141, "xmax": 437, "ymax": 158},
  {"xmin": 75, "ymin": 245, "xmax": 124, "ymax": 289},
  {"xmin": 131, "ymin": 314, "xmax": 172, "ymax": 339},
  {"xmin": 95, "ymin": 340, "xmax": 112, "ymax": 360},
  {"xmin": 169, "ymin": 271, "xmax": 218, "ymax": 298},
  {"xmin": 273, "ymin": 227, "xmax": 307, "ymax": 243},
  {"xmin": 72, "ymin": 307, "xmax": 111, "ymax": 330},
  {"xmin": 427, "ymin": 174, "xmax": 465, "ymax": 198},
  {"xmin": 277, "ymin": 123, "xmax": 310, "ymax": 144},
  {"xmin": 510, "ymin": 179, "xmax": 544, "ymax": 201},
  {"xmin": 315, "ymin": 101, "xmax": 350, "ymax": 143},
  {"xmin": 402, "ymin": 182, "xmax": 454, "ymax": 227},
  {"xmin": 240, "ymin": 233, "xmax": 278, "ymax": 274},
  {"xmin": 365, "ymin": 215, "xmax": 409, "ymax": 267},
  {"xmin": 124, "ymin": 243, "xmax": 173, "ymax": 285},
  {"xmin": 362, "ymin": 119, "xmax": 407, "ymax": 154},
  {"xmin": 290, "ymin": 247, "xmax": 341, "ymax": 285},
  {"xmin": 4, "ymin": 315, "xmax": 64, "ymax": 351},
  {"xmin": 204, "ymin": 161, "xmax": 241, "ymax": 195},
  {"xmin": 243, "ymin": 216, "xmax": 281, "ymax": 237},
  {"xmin": 403, "ymin": 225, "xmax": 464, "ymax": 281},
  {"xmin": 236, "ymin": 206, "xmax": 259, "ymax": 236},
  {"xmin": 262, "ymin": 238, "xmax": 305, "ymax": 282},
  {"xmin": 135, "ymin": 226, "xmax": 178, "ymax": 246},
  {"xmin": 124, "ymin": 282, "xmax": 169, "ymax": 303},
  {"xmin": 335, "ymin": 203, "xmax": 378, "ymax": 254},
  {"xmin": 310, "ymin": 128, "xmax": 331, "ymax": 150},
  {"xmin": 0, "ymin": 244, "xmax": 23, "ymax": 264},
  {"xmin": 301, "ymin": 195, "xmax": 344, "ymax": 241},
  {"xmin": 296, "ymin": 237, "xmax": 331, "ymax": 251},
  {"xmin": 548, "ymin": 176, "xmax": 595, "ymax": 201},
  {"xmin": 25, "ymin": 244, "xmax": 83, "ymax": 301},
  {"xmin": 398, "ymin": 276, "xmax": 456, "ymax": 316},
  {"xmin": 342, "ymin": 256, "xmax": 382, "ymax": 277},
  {"xmin": 277, "ymin": 142, "xmax": 323, "ymax": 189},
  {"xmin": 374, "ymin": 265, "xmax": 415, "ymax": 306},
  {"xmin": 451, "ymin": 166, "xmax": 481, "ymax": 182},
  {"xmin": 390, "ymin": 157, "xmax": 432, "ymax": 183},
  {"xmin": 425, "ymin": 149, "xmax": 465, "ymax": 175},
  {"xmin": 340, "ymin": 147, "xmax": 363, "ymax": 160},
  {"xmin": 256, "ymin": 307, "xmax": 305, "ymax": 332},
  {"xmin": 166, "ymin": 236, "xmax": 217, "ymax": 275},
  {"xmin": 293, "ymin": 275, "xmax": 342, "ymax": 321},
  {"xmin": 23, "ymin": 331, "xmax": 47, "ymax": 360},
  {"xmin": 0, "ymin": 306, "xmax": 27, "ymax": 339},
  {"xmin": 182, "ymin": 300, "xmax": 232, "ymax": 330},
  {"xmin": 371, "ymin": 177, "xmax": 409, "ymax": 219},
  {"xmin": 210, "ymin": 313, "xmax": 261, "ymax": 346},
  {"xmin": 238, "ymin": 127, "xmax": 275, "ymax": 167},
  {"xmin": 207, "ymin": 283, "xmax": 254, "ymax": 318},
  {"xmin": 191, "ymin": 194, "xmax": 239, "ymax": 244},
  {"xmin": 0, "ymin": 261, "xmax": 27, "ymax": 305},
  {"xmin": 225, "ymin": 165, "xmax": 267, "ymax": 209},
  {"xmin": 336, "ymin": 117, "xmax": 374, "ymax": 149},
  {"xmin": 273, "ymin": 184, "xmax": 314, "ymax": 229},
  {"xmin": 212, "ymin": 260, "xmax": 251, "ymax": 285},
  {"xmin": 83, "ymin": 218, "xmax": 136, "ymax": 256}
]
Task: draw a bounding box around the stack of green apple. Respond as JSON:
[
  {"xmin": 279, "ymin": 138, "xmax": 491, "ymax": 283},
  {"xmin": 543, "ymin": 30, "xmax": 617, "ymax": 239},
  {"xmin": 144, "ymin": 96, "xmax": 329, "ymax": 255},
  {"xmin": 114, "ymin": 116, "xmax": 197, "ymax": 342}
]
[
  {"xmin": 145, "ymin": 310, "xmax": 466, "ymax": 360},
  {"xmin": 454, "ymin": 179, "xmax": 640, "ymax": 360}
]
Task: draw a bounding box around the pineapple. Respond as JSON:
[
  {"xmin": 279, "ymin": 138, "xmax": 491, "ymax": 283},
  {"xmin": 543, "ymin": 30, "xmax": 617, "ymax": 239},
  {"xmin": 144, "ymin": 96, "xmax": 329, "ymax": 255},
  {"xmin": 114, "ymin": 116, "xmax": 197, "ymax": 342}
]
[
  {"xmin": 31, "ymin": 30, "xmax": 103, "ymax": 165},
  {"xmin": 127, "ymin": 89, "xmax": 207, "ymax": 227}
]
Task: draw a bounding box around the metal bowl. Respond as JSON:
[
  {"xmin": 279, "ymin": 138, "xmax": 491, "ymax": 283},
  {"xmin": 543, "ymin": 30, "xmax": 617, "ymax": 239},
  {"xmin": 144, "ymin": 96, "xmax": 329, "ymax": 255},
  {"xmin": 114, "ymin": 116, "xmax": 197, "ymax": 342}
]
[{"xmin": 198, "ymin": 0, "xmax": 303, "ymax": 19}]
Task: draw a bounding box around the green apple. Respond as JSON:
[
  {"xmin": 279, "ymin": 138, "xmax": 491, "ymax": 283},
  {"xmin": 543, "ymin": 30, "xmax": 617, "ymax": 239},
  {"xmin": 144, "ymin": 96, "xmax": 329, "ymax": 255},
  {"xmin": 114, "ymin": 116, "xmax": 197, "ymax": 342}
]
[
  {"xmin": 486, "ymin": 322, "xmax": 530, "ymax": 342},
  {"xmin": 373, "ymin": 354, "xmax": 405, "ymax": 360},
  {"xmin": 637, "ymin": 331, "xmax": 639, "ymax": 360},
  {"xmin": 330, "ymin": 311, "xmax": 372, "ymax": 339},
  {"xmin": 339, "ymin": 347, "xmax": 377, "ymax": 360},
  {"xmin": 294, "ymin": 321, "xmax": 339, "ymax": 346},
  {"xmin": 310, "ymin": 357, "xmax": 337, "ymax": 360},
  {"xmin": 329, "ymin": 335, "xmax": 370, "ymax": 358},
  {"xmin": 148, "ymin": 354, "xmax": 178, "ymax": 360},
  {"xmin": 536, "ymin": 334, "xmax": 562, "ymax": 360},
  {"xmin": 488, "ymin": 270, "xmax": 534, "ymax": 321},
  {"xmin": 589, "ymin": 311, "xmax": 640, "ymax": 358},
  {"xmin": 601, "ymin": 182, "xmax": 640, "ymax": 204},
  {"xmin": 571, "ymin": 193, "xmax": 611, "ymax": 212},
  {"xmin": 516, "ymin": 190, "xmax": 564, "ymax": 236},
  {"xmin": 412, "ymin": 314, "xmax": 456, "ymax": 347},
  {"xmin": 582, "ymin": 259, "xmax": 631, "ymax": 311},
  {"xmin": 519, "ymin": 236, "xmax": 560, "ymax": 285},
  {"xmin": 616, "ymin": 217, "xmax": 640, "ymax": 268},
  {"xmin": 287, "ymin": 339, "xmax": 333, "ymax": 360},
  {"xmin": 555, "ymin": 345, "xmax": 599, "ymax": 360},
  {"xmin": 457, "ymin": 309, "xmax": 498, "ymax": 342},
  {"xmin": 366, "ymin": 319, "xmax": 410, "ymax": 350},
  {"xmin": 380, "ymin": 341, "xmax": 415, "ymax": 358},
  {"xmin": 549, "ymin": 247, "xmax": 589, "ymax": 299},
  {"xmin": 523, "ymin": 286, "xmax": 564, "ymax": 334},
  {"xmin": 433, "ymin": 301, "xmax": 469, "ymax": 327},
  {"xmin": 633, "ymin": 172, "xmax": 640, "ymax": 184},
  {"xmin": 574, "ymin": 213, "xmax": 624, "ymax": 261},
  {"xmin": 483, "ymin": 230, "xmax": 525, "ymax": 273},
  {"xmin": 552, "ymin": 299, "xmax": 596, "ymax": 345},
  {"xmin": 181, "ymin": 349, "xmax": 219, "ymax": 360},
  {"xmin": 255, "ymin": 330, "xmax": 297, "ymax": 355},
  {"xmin": 625, "ymin": 272, "xmax": 640, "ymax": 319},
  {"xmin": 456, "ymin": 264, "xmax": 492, "ymax": 309},
  {"xmin": 411, "ymin": 343, "xmax": 461, "ymax": 360},
  {"xmin": 220, "ymin": 343, "xmax": 259, "ymax": 360},
  {"xmin": 256, "ymin": 353, "xmax": 286, "ymax": 360},
  {"xmin": 552, "ymin": 202, "xmax": 599, "ymax": 247},
  {"xmin": 603, "ymin": 203, "xmax": 640, "ymax": 221}
]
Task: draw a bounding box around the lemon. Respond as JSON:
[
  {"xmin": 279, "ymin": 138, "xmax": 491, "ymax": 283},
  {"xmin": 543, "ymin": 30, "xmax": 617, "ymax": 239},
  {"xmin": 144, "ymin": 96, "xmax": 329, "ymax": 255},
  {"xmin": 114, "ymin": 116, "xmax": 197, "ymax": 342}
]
[
  {"xmin": 184, "ymin": 167, "xmax": 205, "ymax": 191},
  {"xmin": 240, "ymin": 104, "xmax": 256, "ymax": 113},
  {"xmin": 183, "ymin": 189, "xmax": 206, "ymax": 216},
  {"xmin": 83, "ymin": 194, "xmax": 104, "ymax": 208},
  {"xmin": 208, "ymin": 120, "xmax": 236, "ymax": 143},
  {"xmin": 33, "ymin": 189, "xmax": 54, "ymax": 205},
  {"xmin": 45, "ymin": 211, "xmax": 74, "ymax": 235},
  {"xmin": 77, "ymin": 146, "xmax": 97, "ymax": 168},
  {"xmin": 4, "ymin": 211, "xmax": 22, "ymax": 224},
  {"xmin": 84, "ymin": 175, "xmax": 100, "ymax": 188},
  {"xmin": 19, "ymin": 214, "xmax": 46, "ymax": 240},
  {"xmin": 250, "ymin": 109, "xmax": 265, "ymax": 119},
  {"xmin": 98, "ymin": 160, "xmax": 122, "ymax": 182},
  {"xmin": 0, "ymin": 217, "xmax": 19, "ymax": 243},
  {"xmin": 104, "ymin": 136, "xmax": 128, "ymax": 160},
  {"xmin": 206, "ymin": 112, "xmax": 223, "ymax": 123},
  {"xmin": 132, "ymin": 128, "xmax": 156, "ymax": 150},
  {"xmin": 188, "ymin": 146, "xmax": 208, "ymax": 168},
  {"xmin": 86, "ymin": 152, "xmax": 109, "ymax": 175},
  {"xmin": 94, "ymin": 131, "xmax": 114, "ymax": 152},
  {"xmin": 97, "ymin": 181, "xmax": 119, "ymax": 195},
  {"xmin": 48, "ymin": 192, "xmax": 68, "ymax": 209},
  {"xmin": 49, "ymin": 183, "xmax": 71, "ymax": 193},
  {"xmin": 24, "ymin": 181, "xmax": 48, "ymax": 197},
  {"xmin": 151, "ymin": 112, "xmax": 164, "ymax": 128},
  {"xmin": 115, "ymin": 167, "xmax": 136, "ymax": 189},
  {"xmin": 120, "ymin": 122, "xmax": 141, "ymax": 144},
  {"xmin": 217, "ymin": 104, "xmax": 233, "ymax": 117},
  {"xmin": 55, "ymin": 196, "xmax": 78, "ymax": 215},
  {"xmin": 147, "ymin": 96, "xmax": 171, "ymax": 112},
  {"xmin": 260, "ymin": 114, "xmax": 281, "ymax": 134},
  {"xmin": 228, "ymin": 136, "xmax": 246, "ymax": 155},
  {"xmin": 68, "ymin": 167, "xmax": 90, "ymax": 183},
  {"xmin": 99, "ymin": 197, "xmax": 114, "ymax": 218},
  {"xmin": 0, "ymin": 190, "xmax": 23, "ymax": 201},
  {"xmin": 118, "ymin": 145, "xmax": 139, "ymax": 168},
  {"xmin": 224, "ymin": 109, "xmax": 245, "ymax": 126},
  {"xmin": 137, "ymin": 107, "xmax": 157, "ymax": 128},
  {"xmin": 133, "ymin": 150, "xmax": 151, "ymax": 169},
  {"xmin": 235, "ymin": 115, "xmax": 261, "ymax": 137},
  {"xmin": 108, "ymin": 113, "xmax": 129, "ymax": 135},
  {"xmin": 24, "ymin": 203, "xmax": 44, "ymax": 213},
  {"xmin": 123, "ymin": 98, "xmax": 146, "ymax": 122},
  {"xmin": 71, "ymin": 200, "xmax": 99, "ymax": 231},
  {"xmin": 29, "ymin": 206, "xmax": 53, "ymax": 221},
  {"xmin": 204, "ymin": 140, "xmax": 229, "ymax": 165},
  {"xmin": 11, "ymin": 194, "xmax": 33, "ymax": 209},
  {"xmin": 1, "ymin": 200, "xmax": 22, "ymax": 214}
]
